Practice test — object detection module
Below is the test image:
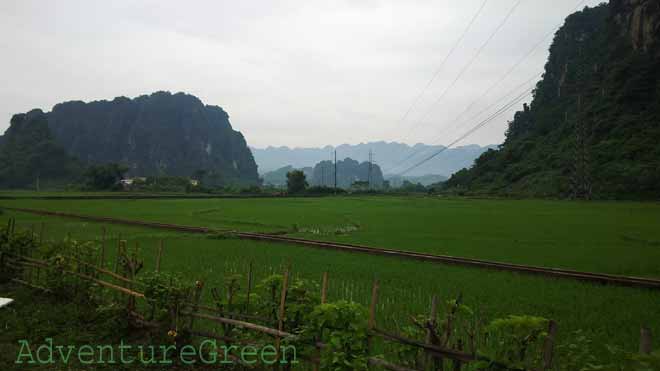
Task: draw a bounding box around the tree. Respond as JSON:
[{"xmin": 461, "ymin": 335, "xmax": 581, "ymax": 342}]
[
  {"xmin": 84, "ymin": 163, "xmax": 128, "ymax": 190},
  {"xmin": 192, "ymin": 169, "xmax": 207, "ymax": 182},
  {"xmin": 286, "ymin": 170, "xmax": 308, "ymax": 194}
]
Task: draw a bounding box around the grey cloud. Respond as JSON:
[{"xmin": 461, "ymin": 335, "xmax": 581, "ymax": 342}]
[{"xmin": 0, "ymin": 0, "xmax": 604, "ymax": 148}]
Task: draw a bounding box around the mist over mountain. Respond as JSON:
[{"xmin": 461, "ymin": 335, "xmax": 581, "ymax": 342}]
[
  {"xmin": 311, "ymin": 158, "xmax": 384, "ymax": 189},
  {"xmin": 262, "ymin": 165, "xmax": 313, "ymax": 188},
  {"xmin": 252, "ymin": 142, "xmax": 496, "ymax": 177}
]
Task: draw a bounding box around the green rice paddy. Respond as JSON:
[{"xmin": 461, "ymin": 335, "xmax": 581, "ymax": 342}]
[{"xmin": 1, "ymin": 194, "xmax": 659, "ymax": 355}]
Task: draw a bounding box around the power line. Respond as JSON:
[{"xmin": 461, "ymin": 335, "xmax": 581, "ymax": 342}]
[
  {"xmin": 394, "ymin": 0, "xmax": 489, "ymax": 129},
  {"xmin": 385, "ymin": 71, "xmax": 540, "ymax": 173},
  {"xmin": 397, "ymin": 85, "xmax": 534, "ymax": 176},
  {"xmin": 387, "ymin": 0, "xmax": 589, "ymax": 173},
  {"xmin": 447, "ymin": 0, "xmax": 588, "ymax": 127},
  {"xmin": 402, "ymin": 0, "xmax": 524, "ymax": 141}
]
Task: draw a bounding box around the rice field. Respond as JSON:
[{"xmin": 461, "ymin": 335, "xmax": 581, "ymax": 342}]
[
  {"xmin": 2, "ymin": 195, "xmax": 660, "ymax": 277},
  {"xmin": 1, "ymin": 195, "xmax": 659, "ymax": 357}
]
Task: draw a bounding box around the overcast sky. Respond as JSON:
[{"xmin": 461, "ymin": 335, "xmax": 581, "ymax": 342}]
[{"xmin": 1, "ymin": 0, "xmax": 604, "ymax": 148}]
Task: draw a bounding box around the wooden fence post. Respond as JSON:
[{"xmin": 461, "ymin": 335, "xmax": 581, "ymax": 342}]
[
  {"xmin": 99, "ymin": 227, "xmax": 106, "ymax": 274},
  {"xmin": 127, "ymin": 242, "xmax": 138, "ymax": 311},
  {"xmin": 156, "ymin": 240, "xmax": 164, "ymax": 273},
  {"xmin": 114, "ymin": 237, "xmax": 123, "ymax": 274},
  {"xmin": 640, "ymin": 327, "xmax": 652, "ymax": 355},
  {"xmin": 452, "ymin": 340, "xmax": 463, "ymax": 371},
  {"xmin": 39, "ymin": 222, "xmax": 45, "ymax": 244},
  {"xmin": 313, "ymin": 271, "xmax": 330, "ymax": 371},
  {"xmin": 368, "ymin": 279, "xmax": 380, "ymax": 357},
  {"xmin": 540, "ymin": 320, "xmax": 558, "ymax": 371},
  {"xmin": 426, "ymin": 295, "xmax": 441, "ymax": 371},
  {"xmin": 321, "ymin": 271, "xmax": 329, "ymax": 304},
  {"xmin": 275, "ymin": 267, "xmax": 290, "ymax": 370},
  {"xmin": 245, "ymin": 261, "xmax": 253, "ymax": 313},
  {"xmin": 188, "ymin": 281, "xmax": 205, "ymax": 332}
]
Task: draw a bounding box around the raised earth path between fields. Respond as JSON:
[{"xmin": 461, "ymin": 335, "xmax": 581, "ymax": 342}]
[{"xmin": 5, "ymin": 206, "xmax": 660, "ymax": 290}]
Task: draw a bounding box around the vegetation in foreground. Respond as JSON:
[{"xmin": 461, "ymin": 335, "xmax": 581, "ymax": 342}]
[
  {"xmin": 0, "ymin": 210, "xmax": 658, "ymax": 368},
  {"xmin": 1, "ymin": 227, "xmax": 659, "ymax": 370}
]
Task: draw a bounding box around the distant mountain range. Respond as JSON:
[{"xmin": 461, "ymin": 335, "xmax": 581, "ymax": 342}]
[
  {"xmin": 251, "ymin": 142, "xmax": 496, "ymax": 177},
  {"xmin": 261, "ymin": 161, "xmax": 445, "ymax": 189}
]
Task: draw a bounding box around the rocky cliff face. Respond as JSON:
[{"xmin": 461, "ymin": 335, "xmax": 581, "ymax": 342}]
[
  {"xmin": 611, "ymin": 0, "xmax": 660, "ymax": 52},
  {"xmin": 0, "ymin": 110, "xmax": 81, "ymax": 188},
  {"xmin": 44, "ymin": 91, "xmax": 259, "ymax": 185},
  {"xmin": 443, "ymin": 2, "xmax": 660, "ymax": 198}
]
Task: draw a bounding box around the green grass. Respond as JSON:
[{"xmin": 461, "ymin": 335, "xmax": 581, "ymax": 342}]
[
  {"xmin": 1, "ymin": 206, "xmax": 659, "ymax": 358},
  {"xmin": 2, "ymin": 196, "xmax": 660, "ymax": 277}
]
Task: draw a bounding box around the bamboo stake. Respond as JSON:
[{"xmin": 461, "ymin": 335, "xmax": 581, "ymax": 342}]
[
  {"xmin": 372, "ymin": 328, "xmax": 476, "ymax": 363},
  {"xmin": 275, "ymin": 267, "xmax": 290, "ymax": 369},
  {"xmin": 99, "ymin": 227, "xmax": 106, "ymax": 273},
  {"xmin": 39, "ymin": 222, "xmax": 45, "ymax": 244},
  {"xmin": 11, "ymin": 278, "xmax": 52, "ymax": 293},
  {"xmin": 452, "ymin": 340, "xmax": 463, "ymax": 371},
  {"xmin": 194, "ymin": 304, "xmax": 269, "ymax": 323},
  {"xmin": 368, "ymin": 279, "xmax": 380, "ymax": 356},
  {"xmin": 369, "ymin": 279, "xmax": 379, "ymax": 330},
  {"xmin": 640, "ymin": 327, "xmax": 652, "ymax": 355},
  {"xmin": 540, "ymin": 320, "xmax": 558, "ymax": 371},
  {"xmin": 188, "ymin": 280, "xmax": 205, "ymax": 331},
  {"xmin": 245, "ymin": 261, "xmax": 253, "ymax": 313},
  {"xmin": 155, "ymin": 240, "xmax": 164, "ymax": 273},
  {"xmin": 183, "ymin": 311, "xmax": 292, "ymax": 338},
  {"xmin": 321, "ymin": 271, "xmax": 328, "ymax": 304},
  {"xmin": 426, "ymin": 295, "xmax": 441, "ymax": 371},
  {"xmin": 69, "ymin": 270, "xmax": 145, "ymax": 298},
  {"xmin": 114, "ymin": 237, "xmax": 123, "ymax": 274},
  {"xmin": 127, "ymin": 242, "xmax": 139, "ymax": 310},
  {"xmin": 314, "ymin": 271, "xmax": 330, "ymax": 371}
]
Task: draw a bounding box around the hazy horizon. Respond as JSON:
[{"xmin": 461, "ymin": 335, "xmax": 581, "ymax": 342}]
[{"xmin": 1, "ymin": 0, "xmax": 603, "ymax": 148}]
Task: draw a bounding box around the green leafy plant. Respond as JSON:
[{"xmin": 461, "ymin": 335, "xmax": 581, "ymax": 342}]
[
  {"xmin": 391, "ymin": 298, "xmax": 476, "ymax": 369},
  {"xmin": 476, "ymin": 315, "xmax": 549, "ymax": 370},
  {"xmin": 301, "ymin": 300, "xmax": 370, "ymax": 371},
  {"xmin": 39, "ymin": 238, "xmax": 99, "ymax": 300},
  {"xmin": 138, "ymin": 271, "xmax": 193, "ymax": 326}
]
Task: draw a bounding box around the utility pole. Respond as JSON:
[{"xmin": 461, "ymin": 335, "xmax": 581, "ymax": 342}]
[
  {"xmin": 334, "ymin": 150, "xmax": 337, "ymax": 192},
  {"xmin": 368, "ymin": 149, "xmax": 373, "ymax": 190}
]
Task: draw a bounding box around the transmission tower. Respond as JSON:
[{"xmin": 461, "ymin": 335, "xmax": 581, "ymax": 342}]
[{"xmin": 569, "ymin": 48, "xmax": 593, "ymax": 200}]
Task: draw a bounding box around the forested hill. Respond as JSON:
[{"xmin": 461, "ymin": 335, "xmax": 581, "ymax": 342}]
[
  {"xmin": 0, "ymin": 92, "xmax": 260, "ymax": 187},
  {"xmin": 445, "ymin": 0, "xmax": 660, "ymax": 199}
]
